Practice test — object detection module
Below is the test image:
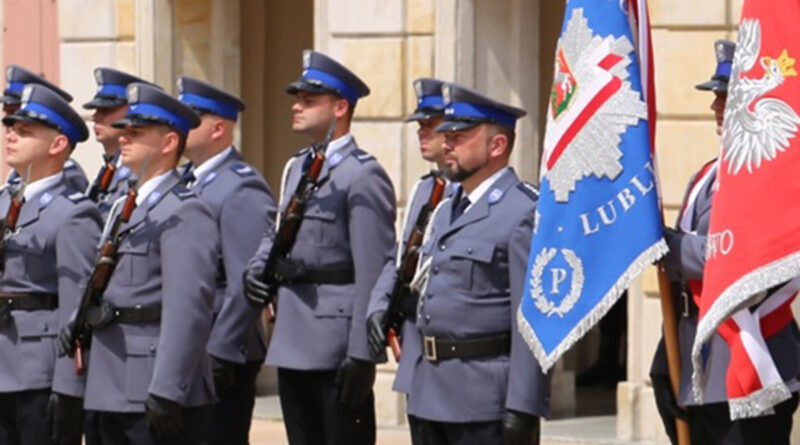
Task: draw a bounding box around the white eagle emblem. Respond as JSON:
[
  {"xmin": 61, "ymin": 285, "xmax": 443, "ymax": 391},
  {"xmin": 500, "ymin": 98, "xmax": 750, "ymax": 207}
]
[
  {"xmin": 722, "ymin": 19, "xmax": 800, "ymax": 175},
  {"xmin": 541, "ymin": 8, "xmax": 647, "ymax": 203}
]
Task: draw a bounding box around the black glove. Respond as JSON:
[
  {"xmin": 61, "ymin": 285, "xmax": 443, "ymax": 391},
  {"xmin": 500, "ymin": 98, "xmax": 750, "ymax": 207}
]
[
  {"xmin": 243, "ymin": 265, "xmax": 272, "ymax": 306},
  {"xmin": 210, "ymin": 355, "xmax": 237, "ymax": 396},
  {"xmin": 652, "ymin": 373, "xmax": 688, "ymax": 443},
  {"xmin": 46, "ymin": 392, "xmax": 83, "ymax": 445},
  {"xmin": 56, "ymin": 321, "xmax": 75, "ymax": 358},
  {"xmin": 145, "ymin": 394, "xmax": 184, "ymax": 438},
  {"xmin": 502, "ymin": 409, "xmax": 540, "ymax": 445},
  {"xmin": 366, "ymin": 310, "xmax": 387, "ymax": 357},
  {"xmin": 335, "ymin": 357, "xmax": 376, "ymax": 408}
]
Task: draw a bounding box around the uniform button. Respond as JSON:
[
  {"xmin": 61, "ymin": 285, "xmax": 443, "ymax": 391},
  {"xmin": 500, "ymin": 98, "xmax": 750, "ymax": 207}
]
[
  {"xmin": 439, "ymin": 244, "xmax": 446, "ymax": 251},
  {"xmin": 338, "ymin": 307, "xmax": 344, "ymax": 314},
  {"xmin": 239, "ymin": 345, "xmax": 247, "ymax": 353},
  {"xmin": 149, "ymin": 345, "xmax": 156, "ymax": 353},
  {"xmin": 425, "ymin": 315, "xmax": 431, "ymax": 322},
  {"xmin": 432, "ymin": 266, "xmax": 439, "ymax": 275},
  {"xmin": 426, "ymin": 293, "xmax": 433, "ymax": 300},
  {"xmin": 467, "ymin": 247, "xmax": 473, "ymax": 254},
  {"xmin": 179, "ymin": 383, "xmax": 188, "ymax": 391},
  {"xmin": 43, "ymin": 324, "xmax": 49, "ymax": 332}
]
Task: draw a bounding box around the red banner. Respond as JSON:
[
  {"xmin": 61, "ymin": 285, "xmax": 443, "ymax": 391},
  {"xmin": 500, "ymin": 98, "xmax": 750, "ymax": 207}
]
[{"xmin": 693, "ymin": 0, "xmax": 800, "ymax": 419}]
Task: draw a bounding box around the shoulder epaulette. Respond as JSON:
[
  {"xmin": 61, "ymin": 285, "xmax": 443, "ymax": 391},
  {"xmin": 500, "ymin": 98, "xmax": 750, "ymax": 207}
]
[
  {"xmin": 517, "ymin": 182, "xmax": 540, "ymax": 201},
  {"xmin": 353, "ymin": 151, "xmax": 375, "ymax": 164},
  {"xmin": 62, "ymin": 190, "xmax": 88, "ymax": 203},
  {"xmin": 231, "ymin": 162, "xmax": 256, "ymax": 178},
  {"xmin": 172, "ymin": 186, "xmax": 196, "ymax": 201}
]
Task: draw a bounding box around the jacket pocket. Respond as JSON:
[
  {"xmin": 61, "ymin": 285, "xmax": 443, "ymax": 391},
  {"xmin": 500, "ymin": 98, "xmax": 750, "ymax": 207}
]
[
  {"xmin": 124, "ymin": 335, "xmax": 157, "ymax": 403},
  {"xmin": 301, "ymin": 207, "xmax": 337, "ymax": 246},
  {"xmin": 117, "ymin": 237, "xmax": 151, "ymax": 286},
  {"xmin": 15, "ymin": 311, "xmax": 57, "ymax": 380},
  {"xmin": 442, "ymin": 240, "xmax": 497, "ymax": 292}
]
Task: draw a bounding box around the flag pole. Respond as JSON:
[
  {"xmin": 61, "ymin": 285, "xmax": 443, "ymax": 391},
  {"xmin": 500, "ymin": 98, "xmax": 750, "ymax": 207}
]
[{"xmin": 657, "ymin": 262, "xmax": 691, "ymax": 444}]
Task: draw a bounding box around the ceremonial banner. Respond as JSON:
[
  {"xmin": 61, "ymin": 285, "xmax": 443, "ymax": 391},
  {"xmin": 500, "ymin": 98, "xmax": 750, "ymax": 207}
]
[
  {"xmin": 518, "ymin": 0, "xmax": 665, "ymax": 371},
  {"xmin": 691, "ymin": 0, "xmax": 800, "ymax": 419}
]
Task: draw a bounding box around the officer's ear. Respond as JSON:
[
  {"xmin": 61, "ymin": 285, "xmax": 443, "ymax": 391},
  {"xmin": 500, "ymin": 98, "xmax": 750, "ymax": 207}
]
[
  {"xmin": 487, "ymin": 125, "xmax": 511, "ymax": 159},
  {"xmin": 332, "ymin": 96, "xmax": 352, "ymax": 121},
  {"xmin": 48, "ymin": 133, "xmax": 70, "ymax": 159}
]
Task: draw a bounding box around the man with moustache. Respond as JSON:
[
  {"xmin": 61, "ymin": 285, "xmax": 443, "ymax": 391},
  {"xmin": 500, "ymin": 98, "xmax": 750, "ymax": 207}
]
[
  {"xmin": 74, "ymin": 83, "xmax": 219, "ymax": 444},
  {"xmin": 365, "ymin": 77, "xmax": 454, "ymax": 426},
  {"xmin": 0, "ymin": 84, "xmax": 100, "ymax": 445},
  {"xmin": 83, "ymin": 68, "xmax": 160, "ymax": 218},
  {"xmin": 404, "ymin": 83, "xmax": 550, "ymax": 445},
  {"xmin": 243, "ymin": 50, "xmax": 396, "ymax": 444},
  {"xmin": 1, "ymin": 65, "xmax": 89, "ymax": 192},
  {"xmin": 177, "ymin": 76, "xmax": 276, "ymax": 444}
]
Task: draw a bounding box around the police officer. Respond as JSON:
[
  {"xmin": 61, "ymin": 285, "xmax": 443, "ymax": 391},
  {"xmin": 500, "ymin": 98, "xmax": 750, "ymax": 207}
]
[
  {"xmin": 365, "ymin": 77, "xmax": 454, "ymax": 427},
  {"xmin": 177, "ymin": 76, "xmax": 277, "ymax": 444},
  {"xmin": 83, "ymin": 68, "xmax": 160, "ymax": 218},
  {"xmin": 651, "ymin": 40, "xmax": 800, "ymax": 445},
  {"xmin": 0, "ymin": 84, "xmax": 101, "ymax": 445},
  {"xmin": 243, "ymin": 50, "xmax": 396, "ymax": 444},
  {"xmin": 1, "ymin": 65, "xmax": 89, "ymax": 192},
  {"xmin": 78, "ymin": 83, "xmax": 219, "ymax": 444},
  {"xmin": 403, "ymin": 83, "xmax": 550, "ymax": 445}
]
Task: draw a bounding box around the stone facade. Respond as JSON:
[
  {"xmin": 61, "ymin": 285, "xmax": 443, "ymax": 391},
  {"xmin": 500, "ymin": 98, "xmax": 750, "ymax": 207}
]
[{"xmin": 11, "ymin": 0, "xmax": 799, "ymax": 442}]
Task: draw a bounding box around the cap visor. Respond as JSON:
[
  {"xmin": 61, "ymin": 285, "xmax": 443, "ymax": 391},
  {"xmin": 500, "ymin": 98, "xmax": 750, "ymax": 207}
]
[
  {"xmin": 406, "ymin": 109, "xmax": 445, "ymax": 122},
  {"xmin": 0, "ymin": 95, "xmax": 21, "ymax": 105},
  {"xmin": 435, "ymin": 120, "xmax": 480, "ymax": 133},
  {"xmin": 83, "ymin": 97, "xmax": 126, "ymax": 110},
  {"xmin": 695, "ymin": 80, "xmax": 728, "ymax": 92},
  {"xmin": 285, "ymin": 80, "xmax": 336, "ymax": 96},
  {"xmin": 2, "ymin": 112, "xmax": 59, "ymax": 132},
  {"xmin": 111, "ymin": 116, "xmax": 163, "ymax": 129}
]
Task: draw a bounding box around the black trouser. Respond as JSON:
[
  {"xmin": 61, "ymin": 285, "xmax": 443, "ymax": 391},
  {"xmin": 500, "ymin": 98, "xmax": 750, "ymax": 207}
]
[
  {"xmin": 408, "ymin": 415, "xmax": 503, "ymax": 445},
  {"xmin": 87, "ymin": 405, "xmax": 214, "ymax": 445},
  {"xmin": 660, "ymin": 394, "xmax": 799, "ymax": 445},
  {"xmin": 277, "ymin": 367, "xmax": 375, "ymax": 445},
  {"xmin": 0, "ymin": 389, "xmax": 57, "ymax": 445},
  {"xmin": 210, "ymin": 361, "xmax": 261, "ymax": 445}
]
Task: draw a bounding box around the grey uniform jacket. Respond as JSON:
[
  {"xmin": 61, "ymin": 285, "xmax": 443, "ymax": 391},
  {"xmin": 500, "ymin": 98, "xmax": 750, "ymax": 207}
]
[
  {"xmin": 84, "ymin": 171, "xmax": 220, "ymax": 412},
  {"xmin": 651, "ymin": 162, "xmax": 800, "ymax": 406},
  {"xmin": 406, "ymin": 168, "xmax": 551, "ymax": 423},
  {"xmin": 367, "ymin": 172, "xmax": 454, "ymax": 393},
  {"xmin": 0, "ymin": 175, "xmax": 101, "ymax": 397},
  {"xmin": 184, "ymin": 149, "xmax": 277, "ymax": 364},
  {"xmin": 248, "ymin": 137, "xmax": 396, "ymax": 370}
]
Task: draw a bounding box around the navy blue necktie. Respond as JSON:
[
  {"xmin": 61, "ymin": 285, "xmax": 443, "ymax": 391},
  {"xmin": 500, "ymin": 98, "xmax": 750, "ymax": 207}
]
[
  {"xmin": 451, "ymin": 196, "xmax": 470, "ymax": 223},
  {"xmin": 181, "ymin": 169, "xmax": 196, "ymax": 185}
]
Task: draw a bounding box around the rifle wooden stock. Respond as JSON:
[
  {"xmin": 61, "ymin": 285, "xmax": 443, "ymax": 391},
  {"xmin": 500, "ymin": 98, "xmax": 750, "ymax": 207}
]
[
  {"xmin": 381, "ymin": 174, "xmax": 446, "ymax": 361},
  {"xmin": 0, "ymin": 196, "xmax": 24, "ymax": 273},
  {"xmin": 262, "ymin": 148, "xmax": 327, "ymax": 323},
  {"xmin": 71, "ymin": 185, "xmax": 138, "ymax": 375}
]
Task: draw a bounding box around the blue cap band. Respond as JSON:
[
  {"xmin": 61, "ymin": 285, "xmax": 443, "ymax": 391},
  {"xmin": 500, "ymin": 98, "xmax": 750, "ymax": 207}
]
[
  {"xmin": 446, "ymin": 102, "xmax": 517, "ymax": 128},
  {"xmin": 127, "ymin": 103, "xmax": 192, "ymax": 135},
  {"xmin": 179, "ymin": 92, "xmax": 239, "ymax": 121},
  {"xmin": 5, "ymin": 81, "xmax": 25, "ymax": 96},
  {"xmin": 418, "ymin": 95, "xmax": 444, "ymax": 110},
  {"xmin": 97, "ymin": 84, "xmax": 129, "ymax": 98},
  {"xmin": 301, "ymin": 68, "xmax": 360, "ymax": 104},
  {"xmin": 715, "ymin": 61, "xmax": 732, "ymax": 78},
  {"xmin": 22, "ymin": 102, "xmax": 82, "ymax": 145}
]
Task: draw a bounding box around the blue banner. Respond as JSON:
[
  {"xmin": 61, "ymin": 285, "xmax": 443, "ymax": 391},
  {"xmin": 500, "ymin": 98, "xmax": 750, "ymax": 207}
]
[{"xmin": 518, "ymin": 0, "xmax": 666, "ymax": 371}]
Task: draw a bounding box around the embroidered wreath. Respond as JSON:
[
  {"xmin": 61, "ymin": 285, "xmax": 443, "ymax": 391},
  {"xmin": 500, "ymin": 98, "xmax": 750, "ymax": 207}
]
[{"xmin": 530, "ymin": 247, "xmax": 585, "ymax": 318}]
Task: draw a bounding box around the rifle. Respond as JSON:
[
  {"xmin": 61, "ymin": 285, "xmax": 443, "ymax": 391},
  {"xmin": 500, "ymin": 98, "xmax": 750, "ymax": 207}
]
[
  {"xmin": 0, "ymin": 165, "xmax": 31, "ymax": 274},
  {"xmin": 69, "ymin": 157, "xmax": 149, "ymax": 375},
  {"xmin": 260, "ymin": 117, "xmax": 337, "ymax": 321},
  {"xmin": 381, "ymin": 172, "xmax": 446, "ymax": 360},
  {"xmin": 87, "ymin": 152, "xmax": 118, "ymax": 202}
]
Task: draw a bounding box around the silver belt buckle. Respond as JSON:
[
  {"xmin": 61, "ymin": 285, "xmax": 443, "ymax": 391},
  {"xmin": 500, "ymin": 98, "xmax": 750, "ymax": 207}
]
[
  {"xmin": 681, "ymin": 291, "xmax": 690, "ymax": 318},
  {"xmin": 423, "ymin": 336, "xmax": 438, "ymax": 362}
]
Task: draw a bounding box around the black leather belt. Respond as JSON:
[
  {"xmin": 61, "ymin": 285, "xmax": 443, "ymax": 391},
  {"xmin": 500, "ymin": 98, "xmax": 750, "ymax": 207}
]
[
  {"xmin": 678, "ymin": 287, "xmax": 699, "ymax": 319},
  {"xmin": 113, "ymin": 304, "xmax": 162, "ymax": 324},
  {"xmin": 423, "ymin": 333, "xmax": 511, "ymax": 362},
  {"xmin": 295, "ymin": 268, "xmax": 355, "ymax": 285},
  {"xmin": 0, "ymin": 292, "xmax": 58, "ymax": 311},
  {"xmin": 87, "ymin": 302, "xmax": 162, "ymax": 328}
]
